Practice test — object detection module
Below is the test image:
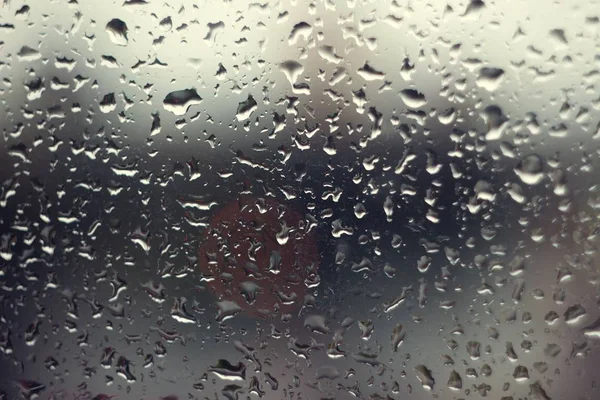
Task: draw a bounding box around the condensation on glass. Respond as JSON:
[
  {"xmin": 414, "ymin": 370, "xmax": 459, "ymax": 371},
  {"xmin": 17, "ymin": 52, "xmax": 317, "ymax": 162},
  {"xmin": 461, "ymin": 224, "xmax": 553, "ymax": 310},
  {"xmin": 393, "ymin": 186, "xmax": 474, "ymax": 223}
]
[{"xmin": 0, "ymin": 0, "xmax": 599, "ymax": 399}]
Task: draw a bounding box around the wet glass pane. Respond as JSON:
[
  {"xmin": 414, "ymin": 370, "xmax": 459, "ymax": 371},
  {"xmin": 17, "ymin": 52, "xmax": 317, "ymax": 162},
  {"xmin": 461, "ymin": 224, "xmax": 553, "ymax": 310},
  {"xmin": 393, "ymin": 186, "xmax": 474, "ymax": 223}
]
[{"xmin": 0, "ymin": 0, "xmax": 599, "ymax": 399}]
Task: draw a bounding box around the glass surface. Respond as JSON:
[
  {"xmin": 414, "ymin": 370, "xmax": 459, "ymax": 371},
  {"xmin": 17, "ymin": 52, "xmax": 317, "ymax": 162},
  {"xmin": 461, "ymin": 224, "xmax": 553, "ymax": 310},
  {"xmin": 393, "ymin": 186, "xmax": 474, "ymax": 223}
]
[{"xmin": 0, "ymin": 0, "xmax": 599, "ymax": 399}]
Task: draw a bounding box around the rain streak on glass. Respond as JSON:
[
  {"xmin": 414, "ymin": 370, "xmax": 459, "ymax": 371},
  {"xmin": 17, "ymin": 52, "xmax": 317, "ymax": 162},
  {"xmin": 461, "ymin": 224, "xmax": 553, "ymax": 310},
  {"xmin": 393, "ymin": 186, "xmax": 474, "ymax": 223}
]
[{"xmin": 0, "ymin": 0, "xmax": 599, "ymax": 400}]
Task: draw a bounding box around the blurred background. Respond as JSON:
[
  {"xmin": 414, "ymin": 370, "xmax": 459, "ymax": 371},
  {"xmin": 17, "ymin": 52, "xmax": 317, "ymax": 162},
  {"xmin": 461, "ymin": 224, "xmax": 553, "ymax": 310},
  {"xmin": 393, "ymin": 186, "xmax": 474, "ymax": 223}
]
[{"xmin": 0, "ymin": 0, "xmax": 599, "ymax": 399}]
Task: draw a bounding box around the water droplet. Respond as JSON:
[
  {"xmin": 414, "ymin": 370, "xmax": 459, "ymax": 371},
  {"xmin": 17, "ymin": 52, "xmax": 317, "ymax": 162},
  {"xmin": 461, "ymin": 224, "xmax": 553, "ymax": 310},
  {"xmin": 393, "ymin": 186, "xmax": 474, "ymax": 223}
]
[
  {"xmin": 163, "ymin": 89, "xmax": 202, "ymax": 115},
  {"xmin": 209, "ymin": 359, "xmax": 247, "ymax": 381},
  {"xmin": 447, "ymin": 370, "xmax": 462, "ymax": 390},
  {"xmin": 515, "ymin": 154, "xmax": 544, "ymax": 185},
  {"xmin": 399, "ymin": 89, "xmax": 427, "ymax": 108},
  {"xmin": 105, "ymin": 19, "xmax": 128, "ymax": 46},
  {"xmin": 236, "ymin": 94, "xmax": 258, "ymax": 121},
  {"xmin": 414, "ymin": 365, "xmax": 435, "ymax": 390}
]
